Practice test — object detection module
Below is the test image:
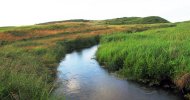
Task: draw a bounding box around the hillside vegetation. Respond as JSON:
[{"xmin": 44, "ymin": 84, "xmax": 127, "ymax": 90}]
[
  {"xmin": 96, "ymin": 21, "xmax": 190, "ymax": 99},
  {"xmin": 0, "ymin": 17, "xmax": 174, "ymax": 100},
  {"xmin": 102, "ymin": 16, "xmax": 169, "ymax": 25}
]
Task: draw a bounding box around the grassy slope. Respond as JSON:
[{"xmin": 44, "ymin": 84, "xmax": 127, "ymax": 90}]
[
  {"xmin": 0, "ymin": 20, "xmax": 174, "ymax": 99},
  {"xmin": 96, "ymin": 21, "xmax": 190, "ymax": 98}
]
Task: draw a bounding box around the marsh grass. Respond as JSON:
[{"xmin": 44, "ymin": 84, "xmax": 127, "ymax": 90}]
[
  {"xmin": 0, "ymin": 35, "xmax": 100, "ymax": 99},
  {"xmin": 96, "ymin": 22, "xmax": 190, "ymax": 96},
  {"xmin": 0, "ymin": 47, "xmax": 51, "ymax": 100}
]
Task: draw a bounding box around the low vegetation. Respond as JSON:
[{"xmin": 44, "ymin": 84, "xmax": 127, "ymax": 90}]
[{"xmin": 96, "ymin": 21, "xmax": 190, "ymax": 99}]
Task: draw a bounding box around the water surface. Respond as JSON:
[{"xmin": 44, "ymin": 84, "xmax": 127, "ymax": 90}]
[{"xmin": 54, "ymin": 45, "xmax": 182, "ymax": 100}]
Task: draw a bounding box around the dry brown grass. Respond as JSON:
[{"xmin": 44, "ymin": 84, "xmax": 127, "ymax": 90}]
[
  {"xmin": 0, "ymin": 23, "xmax": 108, "ymax": 41},
  {"xmin": 175, "ymin": 73, "xmax": 190, "ymax": 90}
]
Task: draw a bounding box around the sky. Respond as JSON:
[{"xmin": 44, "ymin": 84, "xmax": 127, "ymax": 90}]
[{"xmin": 0, "ymin": 0, "xmax": 190, "ymax": 26}]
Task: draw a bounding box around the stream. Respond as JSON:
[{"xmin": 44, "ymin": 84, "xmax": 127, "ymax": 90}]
[{"xmin": 53, "ymin": 45, "xmax": 182, "ymax": 100}]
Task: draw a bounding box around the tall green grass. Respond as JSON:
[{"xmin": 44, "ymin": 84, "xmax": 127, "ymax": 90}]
[
  {"xmin": 0, "ymin": 35, "xmax": 99, "ymax": 100},
  {"xmin": 0, "ymin": 47, "xmax": 51, "ymax": 99},
  {"xmin": 96, "ymin": 22, "xmax": 190, "ymax": 96}
]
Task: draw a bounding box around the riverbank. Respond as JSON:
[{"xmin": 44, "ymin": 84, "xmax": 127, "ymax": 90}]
[
  {"xmin": 53, "ymin": 45, "xmax": 182, "ymax": 100},
  {"xmin": 0, "ymin": 35, "xmax": 99, "ymax": 99},
  {"xmin": 96, "ymin": 21, "xmax": 190, "ymax": 99}
]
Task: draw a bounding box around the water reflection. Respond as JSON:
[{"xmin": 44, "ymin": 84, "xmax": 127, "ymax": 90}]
[{"xmin": 53, "ymin": 45, "xmax": 182, "ymax": 100}]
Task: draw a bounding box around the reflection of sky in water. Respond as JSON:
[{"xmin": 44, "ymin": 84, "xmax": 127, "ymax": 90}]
[
  {"xmin": 66, "ymin": 78, "xmax": 80, "ymax": 94},
  {"xmin": 53, "ymin": 45, "xmax": 182, "ymax": 100}
]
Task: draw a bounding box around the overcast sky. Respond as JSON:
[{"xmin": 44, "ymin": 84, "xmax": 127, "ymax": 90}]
[{"xmin": 0, "ymin": 0, "xmax": 189, "ymax": 26}]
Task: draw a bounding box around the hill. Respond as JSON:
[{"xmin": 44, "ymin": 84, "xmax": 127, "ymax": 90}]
[
  {"xmin": 102, "ymin": 16, "xmax": 170, "ymax": 25},
  {"xmin": 38, "ymin": 19, "xmax": 90, "ymax": 25},
  {"xmin": 36, "ymin": 16, "xmax": 169, "ymax": 25}
]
